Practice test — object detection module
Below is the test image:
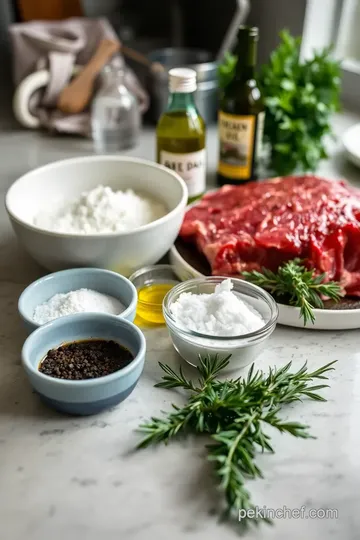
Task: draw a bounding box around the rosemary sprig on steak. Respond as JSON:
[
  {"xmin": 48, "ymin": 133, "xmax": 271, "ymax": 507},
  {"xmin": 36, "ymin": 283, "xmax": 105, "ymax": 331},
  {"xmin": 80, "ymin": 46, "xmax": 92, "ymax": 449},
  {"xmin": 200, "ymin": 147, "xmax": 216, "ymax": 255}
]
[
  {"xmin": 136, "ymin": 354, "xmax": 336, "ymax": 527},
  {"xmin": 243, "ymin": 258, "xmax": 342, "ymax": 325}
]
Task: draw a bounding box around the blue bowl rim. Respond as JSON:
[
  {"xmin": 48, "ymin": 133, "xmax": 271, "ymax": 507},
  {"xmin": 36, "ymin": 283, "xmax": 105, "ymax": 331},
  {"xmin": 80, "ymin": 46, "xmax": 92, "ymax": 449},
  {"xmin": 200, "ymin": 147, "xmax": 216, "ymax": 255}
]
[
  {"xmin": 21, "ymin": 312, "xmax": 146, "ymax": 387},
  {"xmin": 18, "ymin": 267, "xmax": 138, "ymax": 328}
]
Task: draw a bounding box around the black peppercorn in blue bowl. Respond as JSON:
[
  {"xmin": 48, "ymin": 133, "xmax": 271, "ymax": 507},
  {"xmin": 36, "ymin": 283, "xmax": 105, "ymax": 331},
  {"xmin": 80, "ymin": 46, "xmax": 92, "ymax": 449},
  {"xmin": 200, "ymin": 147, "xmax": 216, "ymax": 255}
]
[{"xmin": 21, "ymin": 312, "xmax": 146, "ymax": 415}]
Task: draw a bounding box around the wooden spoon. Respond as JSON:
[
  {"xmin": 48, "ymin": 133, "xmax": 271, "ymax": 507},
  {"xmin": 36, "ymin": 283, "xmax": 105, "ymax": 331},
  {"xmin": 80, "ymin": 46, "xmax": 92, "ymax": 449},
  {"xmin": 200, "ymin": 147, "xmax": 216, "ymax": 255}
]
[
  {"xmin": 121, "ymin": 45, "xmax": 165, "ymax": 74},
  {"xmin": 57, "ymin": 39, "xmax": 120, "ymax": 114}
]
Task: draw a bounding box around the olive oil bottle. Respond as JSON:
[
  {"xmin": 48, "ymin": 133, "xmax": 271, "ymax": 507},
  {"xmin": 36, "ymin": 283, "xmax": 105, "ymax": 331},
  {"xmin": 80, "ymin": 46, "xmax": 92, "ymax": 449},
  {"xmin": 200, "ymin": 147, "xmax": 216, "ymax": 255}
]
[
  {"xmin": 156, "ymin": 68, "xmax": 206, "ymax": 202},
  {"xmin": 217, "ymin": 26, "xmax": 264, "ymax": 186}
]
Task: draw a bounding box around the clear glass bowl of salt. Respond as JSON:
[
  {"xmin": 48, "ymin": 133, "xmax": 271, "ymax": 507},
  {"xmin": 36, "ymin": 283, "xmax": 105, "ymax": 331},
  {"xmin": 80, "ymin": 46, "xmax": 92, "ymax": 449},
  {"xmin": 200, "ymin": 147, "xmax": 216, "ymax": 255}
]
[{"xmin": 162, "ymin": 276, "xmax": 279, "ymax": 374}]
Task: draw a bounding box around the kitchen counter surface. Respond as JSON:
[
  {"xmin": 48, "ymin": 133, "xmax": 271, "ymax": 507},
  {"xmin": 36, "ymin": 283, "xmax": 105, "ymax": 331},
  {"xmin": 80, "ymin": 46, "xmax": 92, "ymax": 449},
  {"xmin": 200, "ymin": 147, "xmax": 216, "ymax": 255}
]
[{"xmin": 1, "ymin": 112, "xmax": 360, "ymax": 540}]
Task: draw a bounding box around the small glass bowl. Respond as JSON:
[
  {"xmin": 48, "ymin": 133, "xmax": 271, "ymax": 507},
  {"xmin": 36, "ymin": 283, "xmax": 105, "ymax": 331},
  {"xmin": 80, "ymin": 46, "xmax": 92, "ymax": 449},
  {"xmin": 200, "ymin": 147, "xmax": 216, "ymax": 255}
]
[
  {"xmin": 129, "ymin": 265, "xmax": 190, "ymax": 325},
  {"xmin": 163, "ymin": 276, "xmax": 279, "ymax": 373}
]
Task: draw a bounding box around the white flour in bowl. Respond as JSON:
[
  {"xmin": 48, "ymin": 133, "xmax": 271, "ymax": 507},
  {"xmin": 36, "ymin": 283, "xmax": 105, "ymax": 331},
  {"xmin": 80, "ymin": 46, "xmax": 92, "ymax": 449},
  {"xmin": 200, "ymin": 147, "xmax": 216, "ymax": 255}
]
[
  {"xmin": 33, "ymin": 288, "xmax": 125, "ymax": 325},
  {"xmin": 34, "ymin": 185, "xmax": 167, "ymax": 234}
]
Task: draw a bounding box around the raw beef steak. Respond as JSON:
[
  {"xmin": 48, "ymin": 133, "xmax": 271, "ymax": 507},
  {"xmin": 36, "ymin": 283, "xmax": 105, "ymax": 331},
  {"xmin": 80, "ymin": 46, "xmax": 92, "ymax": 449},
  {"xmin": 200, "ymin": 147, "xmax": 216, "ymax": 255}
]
[{"xmin": 179, "ymin": 176, "xmax": 360, "ymax": 296}]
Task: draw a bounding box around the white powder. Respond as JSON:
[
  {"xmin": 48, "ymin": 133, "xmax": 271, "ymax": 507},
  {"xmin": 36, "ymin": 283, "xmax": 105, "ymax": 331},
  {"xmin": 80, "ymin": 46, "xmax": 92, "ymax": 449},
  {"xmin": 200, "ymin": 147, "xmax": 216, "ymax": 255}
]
[
  {"xmin": 34, "ymin": 185, "xmax": 167, "ymax": 234},
  {"xmin": 33, "ymin": 288, "xmax": 125, "ymax": 325},
  {"xmin": 170, "ymin": 279, "xmax": 264, "ymax": 336}
]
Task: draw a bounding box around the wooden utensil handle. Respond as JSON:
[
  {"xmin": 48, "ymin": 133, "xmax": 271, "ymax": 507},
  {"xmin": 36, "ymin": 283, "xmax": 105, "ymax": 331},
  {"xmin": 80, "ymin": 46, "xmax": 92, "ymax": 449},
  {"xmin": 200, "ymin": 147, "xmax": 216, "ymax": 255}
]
[
  {"xmin": 56, "ymin": 39, "xmax": 120, "ymax": 114},
  {"xmin": 78, "ymin": 39, "xmax": 120, "ymax": 83},
  {"xmin": 121, "ymin": 45, "xmax": 152, "ymax": 68}
]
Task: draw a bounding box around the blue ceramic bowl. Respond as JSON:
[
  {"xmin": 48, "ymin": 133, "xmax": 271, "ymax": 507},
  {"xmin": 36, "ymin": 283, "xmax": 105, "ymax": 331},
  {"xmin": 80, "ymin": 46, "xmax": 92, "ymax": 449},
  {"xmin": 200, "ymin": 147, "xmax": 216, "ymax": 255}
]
[
  {"xmin": 18, "ymin": 268, "xmax": 138, "ymax": 334},
  {"xmin": 21, "ymin": 313, "xmax": 146, "ymax": 415}
]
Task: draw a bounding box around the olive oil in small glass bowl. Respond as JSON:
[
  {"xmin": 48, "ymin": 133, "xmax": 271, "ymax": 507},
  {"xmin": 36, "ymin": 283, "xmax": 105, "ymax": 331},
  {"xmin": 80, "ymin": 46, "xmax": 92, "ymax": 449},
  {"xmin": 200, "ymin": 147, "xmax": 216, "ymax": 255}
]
[{"xmin": 129, "ymin": 265, "xmax": 186, "ymax": 326}]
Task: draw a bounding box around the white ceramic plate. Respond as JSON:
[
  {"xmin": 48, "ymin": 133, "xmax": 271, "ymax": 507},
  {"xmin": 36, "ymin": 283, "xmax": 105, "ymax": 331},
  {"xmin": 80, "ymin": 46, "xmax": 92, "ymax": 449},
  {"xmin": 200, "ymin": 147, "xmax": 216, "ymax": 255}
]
[
  {"xmin": 343, "ymin": 123, "xmax": 360, "ymax": 169},
  {"xmin": 170, "ymin": 242, "xmax": 360, "ymax": 330}
]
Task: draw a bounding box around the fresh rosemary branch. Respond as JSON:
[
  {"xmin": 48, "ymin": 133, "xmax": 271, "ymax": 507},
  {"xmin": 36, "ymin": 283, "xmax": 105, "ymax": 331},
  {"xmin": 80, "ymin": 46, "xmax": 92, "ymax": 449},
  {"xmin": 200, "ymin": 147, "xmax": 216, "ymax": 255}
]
[
  {"xmin": 242, "ymin": 258, "xmax": 342, "ymax": 325},
  {"xmin": 137, "ymin": 355, "xmax": 336, "ymax": 526}
]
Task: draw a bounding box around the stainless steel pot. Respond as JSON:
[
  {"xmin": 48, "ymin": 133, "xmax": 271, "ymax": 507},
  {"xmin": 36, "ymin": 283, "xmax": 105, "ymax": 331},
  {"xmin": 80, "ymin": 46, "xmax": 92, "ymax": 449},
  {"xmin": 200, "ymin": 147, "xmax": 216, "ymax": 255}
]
[{"xmin": 147, "ymin": 48, "xmax": 219, "ymax": 125}]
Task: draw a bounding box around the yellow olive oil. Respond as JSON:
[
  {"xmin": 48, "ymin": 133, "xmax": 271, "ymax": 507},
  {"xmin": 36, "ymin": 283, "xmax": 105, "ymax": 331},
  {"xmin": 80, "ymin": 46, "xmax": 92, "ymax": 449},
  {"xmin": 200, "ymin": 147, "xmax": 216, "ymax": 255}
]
[
  {"xmin": 156, "ymin": 68, "xmax": 206, "ymax": 203},
  {"xmin": 136, "ymin": 283, "xmax": 175, "ymax": 325}
]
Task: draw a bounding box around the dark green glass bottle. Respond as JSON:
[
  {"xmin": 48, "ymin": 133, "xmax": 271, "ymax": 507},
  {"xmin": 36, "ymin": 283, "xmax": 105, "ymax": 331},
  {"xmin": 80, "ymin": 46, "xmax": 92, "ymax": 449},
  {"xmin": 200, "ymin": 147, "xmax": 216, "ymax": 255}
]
[{"xmin": 217, "ymin": 26, "xmax": 264, "ymax": 186}]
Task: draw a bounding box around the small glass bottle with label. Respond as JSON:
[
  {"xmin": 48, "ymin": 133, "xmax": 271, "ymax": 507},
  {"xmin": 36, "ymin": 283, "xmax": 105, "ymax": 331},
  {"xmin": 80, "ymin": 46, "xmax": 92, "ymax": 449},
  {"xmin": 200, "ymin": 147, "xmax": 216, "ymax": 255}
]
[
  {"xmin": 217, "ymin": 26, "xmax": 265, "ymax": 186},
  {"xmin": 156, "ymin": 68, "xmax": 206, "ymax": 203}
]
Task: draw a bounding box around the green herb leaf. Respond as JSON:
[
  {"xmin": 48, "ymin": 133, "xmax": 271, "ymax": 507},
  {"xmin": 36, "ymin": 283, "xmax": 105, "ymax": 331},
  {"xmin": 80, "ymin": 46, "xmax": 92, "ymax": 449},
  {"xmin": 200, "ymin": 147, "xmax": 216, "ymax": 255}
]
[
  {"xmin": 257, "ymin": 29, "xmax": 341, "ymax": 175},
  {"xmin": 136, "ymin": 355, "xmax": 336, "ymax": 527},
  {"xmin": 243, "ymin": 258, "xmax": 343, "ymax": 325},
  {"xmin": 218, "ymin": 51, "xmax": 237, "ymax": 89}
]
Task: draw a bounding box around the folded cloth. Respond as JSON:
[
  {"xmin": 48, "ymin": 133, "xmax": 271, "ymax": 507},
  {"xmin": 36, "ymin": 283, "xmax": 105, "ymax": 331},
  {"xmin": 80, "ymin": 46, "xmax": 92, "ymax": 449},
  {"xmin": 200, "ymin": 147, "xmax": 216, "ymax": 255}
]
[{"xmin": 9, "ymin": 17, "xmax": 149, "ymax": 135}]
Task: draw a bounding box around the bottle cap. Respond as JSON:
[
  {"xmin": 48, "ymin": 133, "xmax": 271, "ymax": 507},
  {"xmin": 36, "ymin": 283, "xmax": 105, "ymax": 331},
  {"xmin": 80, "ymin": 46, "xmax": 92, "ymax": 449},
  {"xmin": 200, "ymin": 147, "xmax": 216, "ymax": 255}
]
[{"xmin": 168, "ymin": 68, "xmax": 197, "ymax": 93}]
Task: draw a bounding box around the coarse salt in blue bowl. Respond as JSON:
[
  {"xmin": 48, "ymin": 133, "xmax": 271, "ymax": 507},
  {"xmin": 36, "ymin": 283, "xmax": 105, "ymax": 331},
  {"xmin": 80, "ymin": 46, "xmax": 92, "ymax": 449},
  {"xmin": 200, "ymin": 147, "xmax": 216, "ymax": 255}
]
[
  {"xmin": 18, "ymin": 268, "xmax": 138, "ymax": 334},
  {"xmin": 21, "ymin": 312, "xmax": 146, "ymax": 415}
]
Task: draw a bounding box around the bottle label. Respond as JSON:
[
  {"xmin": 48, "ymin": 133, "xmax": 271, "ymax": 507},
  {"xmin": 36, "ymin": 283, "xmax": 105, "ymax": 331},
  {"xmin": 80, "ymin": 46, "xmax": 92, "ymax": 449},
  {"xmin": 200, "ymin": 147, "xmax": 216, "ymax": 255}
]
[
  {"xmin": 218, "ymin": 112, "xmax": 256, "ymax": 180},
  {"xmin": 160, "ymin": 149, "xmax": 206, "ymax": 197}
]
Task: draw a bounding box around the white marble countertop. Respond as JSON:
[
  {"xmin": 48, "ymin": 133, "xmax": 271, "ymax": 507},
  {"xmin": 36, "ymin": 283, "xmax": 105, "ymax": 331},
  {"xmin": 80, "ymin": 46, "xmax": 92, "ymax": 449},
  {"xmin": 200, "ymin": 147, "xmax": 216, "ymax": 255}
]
[{"xmin": 1, "ymin": 112, "xmax": 360, "ymax": 540}]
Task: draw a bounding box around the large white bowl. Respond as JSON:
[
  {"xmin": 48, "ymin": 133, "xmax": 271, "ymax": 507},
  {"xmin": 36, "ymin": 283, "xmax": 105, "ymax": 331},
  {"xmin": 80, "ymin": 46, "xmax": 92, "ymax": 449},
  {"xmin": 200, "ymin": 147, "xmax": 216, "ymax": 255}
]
[{"xmin": 5, "ymin": 156, "xmax": 187, "ymax": 275}]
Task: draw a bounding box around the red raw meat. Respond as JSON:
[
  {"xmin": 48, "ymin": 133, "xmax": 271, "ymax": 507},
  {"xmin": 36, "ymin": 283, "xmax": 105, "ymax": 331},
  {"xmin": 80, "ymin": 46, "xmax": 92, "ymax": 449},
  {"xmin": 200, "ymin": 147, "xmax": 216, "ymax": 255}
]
[{"xmin": 179, "ymin": 175, "xmax": 360, "ymax": 296}]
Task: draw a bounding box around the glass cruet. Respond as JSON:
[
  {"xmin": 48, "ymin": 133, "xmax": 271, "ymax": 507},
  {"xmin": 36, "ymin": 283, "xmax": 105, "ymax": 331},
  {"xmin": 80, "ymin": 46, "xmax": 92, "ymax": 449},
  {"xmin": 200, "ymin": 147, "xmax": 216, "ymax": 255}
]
[{"xmin": 91, "ymin": 64, "xmax": 140, "ymax": 153}]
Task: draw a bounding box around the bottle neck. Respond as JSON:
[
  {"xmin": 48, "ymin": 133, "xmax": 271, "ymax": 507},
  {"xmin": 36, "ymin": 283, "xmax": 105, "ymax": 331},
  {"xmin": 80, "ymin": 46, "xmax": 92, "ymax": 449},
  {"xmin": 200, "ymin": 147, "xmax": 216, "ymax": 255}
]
[
  {"xmin": 167, "ymin": 91, "xmax": 196, "ymax": 111},
  {"xmin": 234, "ymin": 39, "xmax": 257, "ymax": 81},
  {"xmin": 103, "ymin": 67, "xmax": 125, "ymax": 86}
]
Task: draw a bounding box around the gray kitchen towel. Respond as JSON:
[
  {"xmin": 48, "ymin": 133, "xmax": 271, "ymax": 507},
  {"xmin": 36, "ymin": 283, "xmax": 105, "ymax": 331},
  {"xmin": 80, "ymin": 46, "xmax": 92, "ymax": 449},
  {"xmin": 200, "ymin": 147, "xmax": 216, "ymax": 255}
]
[{"xmin": 9, "ymin": 17, "xmax": 149, "ymax": 135}]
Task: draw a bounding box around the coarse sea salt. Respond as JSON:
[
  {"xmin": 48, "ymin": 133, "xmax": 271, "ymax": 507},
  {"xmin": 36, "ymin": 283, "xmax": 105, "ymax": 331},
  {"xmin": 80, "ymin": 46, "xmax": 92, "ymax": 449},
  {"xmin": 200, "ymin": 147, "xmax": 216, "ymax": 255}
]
[
  {"xmin": 170, "ymin": 279, "xmax": 264, "ymax": 336},
  {"xmin": 33, "ymin": 288, "xmax": 125, "ymax": 325},
  {"xmin": 34, "ymin": 185, "xmax": 167, "ymax": 234}
]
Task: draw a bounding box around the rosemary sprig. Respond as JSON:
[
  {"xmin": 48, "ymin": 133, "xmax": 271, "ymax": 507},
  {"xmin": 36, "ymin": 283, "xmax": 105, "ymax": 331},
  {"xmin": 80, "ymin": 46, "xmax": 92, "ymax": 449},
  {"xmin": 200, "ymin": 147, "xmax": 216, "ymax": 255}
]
[
  {"xmin": 137, "ymin": 355, "xmax": 336, "ymax": 527},
  {"xmin": 242, "ymin": 258, "xmax": 342, "ymax": 325}
]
